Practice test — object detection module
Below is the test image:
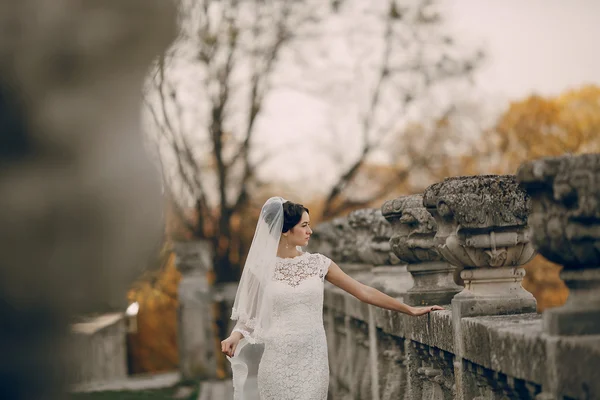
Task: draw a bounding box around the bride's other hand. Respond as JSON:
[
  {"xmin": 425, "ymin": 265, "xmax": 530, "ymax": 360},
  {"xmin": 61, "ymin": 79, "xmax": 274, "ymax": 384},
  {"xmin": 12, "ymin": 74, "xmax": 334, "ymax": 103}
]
[
  {"xmin": 221, "ymin": 331, "xmax": 243, "ymax": 357},
  {"xmin": 410, "ymin": 305, "xmax": 444, "ymax": 316}
]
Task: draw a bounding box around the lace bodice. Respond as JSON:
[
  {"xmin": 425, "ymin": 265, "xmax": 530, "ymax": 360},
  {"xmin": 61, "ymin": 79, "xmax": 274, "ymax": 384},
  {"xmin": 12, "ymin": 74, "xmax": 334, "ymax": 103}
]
[{"xmin": 273, "ymin": 252, "xmax": 330, "ymax": 287}]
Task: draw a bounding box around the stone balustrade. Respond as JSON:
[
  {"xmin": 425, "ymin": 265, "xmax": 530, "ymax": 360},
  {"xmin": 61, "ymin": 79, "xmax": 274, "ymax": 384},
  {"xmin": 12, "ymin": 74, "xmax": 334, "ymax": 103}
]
[{"xmin": 316, "ymin": 154, "xmax": 600, "ymax": 400}]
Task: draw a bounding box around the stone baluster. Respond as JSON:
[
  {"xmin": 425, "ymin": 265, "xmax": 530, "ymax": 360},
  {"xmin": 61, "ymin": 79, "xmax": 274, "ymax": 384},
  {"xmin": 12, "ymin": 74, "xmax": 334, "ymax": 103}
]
[
  {"xmin": 382, "ymin": 194, "xmax": 462, "ymax": 305},
  {"xmin": 173, "ymin": 240, "xmax": 216, "ymax": 379},
  {"xmin": 518, "ymin": 153, "xmax": 600, "ymax": 336},
  {"xmin": 378, "ymin": 334, "xmax": 406, "ymax": 400},
  {"xmin": 423, "ymin": 175, "xmax": 537, "ymax": 316}
]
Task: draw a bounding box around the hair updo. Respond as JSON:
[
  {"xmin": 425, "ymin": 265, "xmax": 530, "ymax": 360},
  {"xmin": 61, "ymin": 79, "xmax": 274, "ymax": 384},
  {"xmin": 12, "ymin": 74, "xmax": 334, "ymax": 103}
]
[{"xmin": 282, "ymin": 201, "xmax": 309, "ymax": 233}]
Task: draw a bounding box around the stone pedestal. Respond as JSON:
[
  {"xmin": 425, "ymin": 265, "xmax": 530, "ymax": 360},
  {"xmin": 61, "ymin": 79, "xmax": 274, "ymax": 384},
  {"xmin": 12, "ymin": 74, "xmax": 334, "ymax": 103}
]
[
  {"xmin": 518, "ymin": 153, "xmax": 600, "ymax": 335},
  {"xmin": 423, "ymin": 175, "xmax": 537, "ymax": 317},
  {"xmin": 382, "ymin": 195, "xmax": 462, "ymax": 305},
  {"xmin": 405, "ymin": 261, "xmax": 461, "ymax": 306},
  {"xmin": 173, "ymin": 240, "xmax": 216, "ymax": 379}
]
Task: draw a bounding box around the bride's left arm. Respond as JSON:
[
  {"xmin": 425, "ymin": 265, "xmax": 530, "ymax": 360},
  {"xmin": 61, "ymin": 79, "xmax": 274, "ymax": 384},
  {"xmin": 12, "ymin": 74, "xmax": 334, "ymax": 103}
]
[{"xmin": 325, "ymin": 261, "xmax": 443, "ymax": 317}]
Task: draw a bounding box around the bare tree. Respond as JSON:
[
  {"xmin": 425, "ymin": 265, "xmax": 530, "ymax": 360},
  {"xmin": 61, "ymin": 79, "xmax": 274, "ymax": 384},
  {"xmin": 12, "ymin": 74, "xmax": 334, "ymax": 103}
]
[
  {"xmin": 318, "ymin": 0, "xmax": 484, "ymax": 218},
  {"xmin": 144, "ymin": 0, "xmax": 326, "ymax": 282},
  {"xmin": 143, "ymin": 0, "xmax": 485, "ymax": 279}
]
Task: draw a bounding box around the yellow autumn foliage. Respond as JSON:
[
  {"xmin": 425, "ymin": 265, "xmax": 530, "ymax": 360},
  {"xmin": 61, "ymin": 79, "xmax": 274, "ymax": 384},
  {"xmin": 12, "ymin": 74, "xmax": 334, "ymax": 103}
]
[
  {"xmin": 494, "ymin": 84, "xmax": 600, "ymax": 171},
  {"xmin": 489, "ymin": 85, "xmax": 600, "ymax": 311}
]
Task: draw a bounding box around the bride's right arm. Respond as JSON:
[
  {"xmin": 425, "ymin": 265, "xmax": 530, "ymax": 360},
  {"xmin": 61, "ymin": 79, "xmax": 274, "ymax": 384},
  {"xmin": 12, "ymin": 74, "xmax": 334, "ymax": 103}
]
[{"xmin": 325, "ymin": 261, "xmax": 443, "ymax": 316}]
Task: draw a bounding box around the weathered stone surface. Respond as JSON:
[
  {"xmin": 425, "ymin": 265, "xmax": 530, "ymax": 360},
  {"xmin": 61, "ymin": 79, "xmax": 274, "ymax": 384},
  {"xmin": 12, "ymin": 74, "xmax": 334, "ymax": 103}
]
[
  {"xmin": 324, "ymin": 275, "xmax": 599, "ymax": 400},
  {"xmin": 0, "ymin": 1, "xmax": 175, "ymax": 398},
  {"xmin": 424, "ymin": 176, "xmax": 537, "ymax": 317},
  {"xmin": 383, "ymin": 194, "xmax": 462, "ymax": 305},
  {"xmin": 461, "ymin": 314, "xmax": 545, "ymax": 385},
  {"xmin": 323, "ymin": 168, "xmax": 600, "ymax": 400},
  {"xmin": 423, "ymin": 175, "xmax": 536, "ymax": 270},
  {"xmin": 423, "ymin": 175, "xmax": 531, "ymax": 230},
  {"xmin": 376, "ymin": 332, "xmax": 405, "ymax": 400},
  {"xmin": 372, "ymin": 307, "xmax": 406, "ymax": 339},
  {"xmin": 383, "ymin": 195, "xmax": 442, "ymax": 264},
  {"xmin": 518, "ymin": 153, "xmax": 600, "ymax": 336},
  {"xmin": 311, "ymin": 209, "xmax": 398, "ymax": 268},
  {"xmin": 308, "ymin": 217, "xmax": 358, "ymax": 263},
  {"xmin": 550, "ymin": 336, "xmax": 600, "ymax": 399},
  {"xmin": 401, "ymin": 309, "xmax": 454, "ymax": 354},
  {"xmin": 348, "ymin": 208, "xmax": 398, "ymax": 266},
  {"xmin": 406, "ymin": 340, "xmax": 455, "ymax": 400}
]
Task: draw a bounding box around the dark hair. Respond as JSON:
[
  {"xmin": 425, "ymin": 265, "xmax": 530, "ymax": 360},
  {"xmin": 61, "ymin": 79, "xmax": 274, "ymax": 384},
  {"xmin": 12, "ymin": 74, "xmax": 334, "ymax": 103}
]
[{"xmin": 282, "ymin": 201, "xmax": 309, "ymax": 233}]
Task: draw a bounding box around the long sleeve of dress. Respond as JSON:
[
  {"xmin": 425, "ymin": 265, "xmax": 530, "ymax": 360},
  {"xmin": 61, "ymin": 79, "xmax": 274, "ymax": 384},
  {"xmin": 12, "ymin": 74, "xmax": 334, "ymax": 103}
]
[{"xmin": 231, "ymin": 266, "xmax": 263, "ymax": 343}]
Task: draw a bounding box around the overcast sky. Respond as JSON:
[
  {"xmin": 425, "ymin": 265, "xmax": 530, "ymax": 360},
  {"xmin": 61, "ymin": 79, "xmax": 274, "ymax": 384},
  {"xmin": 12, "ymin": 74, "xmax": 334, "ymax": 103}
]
[
  {"xmin": 254, "ymin": 0, "xmax": 600, "ymax": 194},
  {"xmin": 447, "ymin": 0, "xmax": 600, "ymax": 99}
]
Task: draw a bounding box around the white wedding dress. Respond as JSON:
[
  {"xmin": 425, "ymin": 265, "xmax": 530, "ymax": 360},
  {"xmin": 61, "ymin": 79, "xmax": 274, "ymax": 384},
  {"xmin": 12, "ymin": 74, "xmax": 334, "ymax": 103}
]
[{"xmin": 231, "ymin": 252, "xmax": 332, "ymax": 400}]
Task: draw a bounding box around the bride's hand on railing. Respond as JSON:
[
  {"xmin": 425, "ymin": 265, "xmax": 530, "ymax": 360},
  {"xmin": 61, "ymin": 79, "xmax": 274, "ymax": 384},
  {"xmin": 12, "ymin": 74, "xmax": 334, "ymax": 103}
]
[{"xmin": 409, "ymin": 305, "xmax": 444, "ymax": 317}]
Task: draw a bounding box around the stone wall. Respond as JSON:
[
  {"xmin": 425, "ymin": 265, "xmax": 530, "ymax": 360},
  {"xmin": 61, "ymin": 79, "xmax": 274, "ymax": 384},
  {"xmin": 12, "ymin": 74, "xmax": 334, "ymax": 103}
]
[{"xmin": 319, "ymin": 153, "xmax": 600, "ymax": 400}]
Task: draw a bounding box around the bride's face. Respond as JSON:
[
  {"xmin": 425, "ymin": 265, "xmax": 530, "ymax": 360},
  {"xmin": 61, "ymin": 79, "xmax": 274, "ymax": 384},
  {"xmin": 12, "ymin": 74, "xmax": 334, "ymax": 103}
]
[{"xmin": 286, "ymin": 211, "xmax": 312, "ymax": 247}]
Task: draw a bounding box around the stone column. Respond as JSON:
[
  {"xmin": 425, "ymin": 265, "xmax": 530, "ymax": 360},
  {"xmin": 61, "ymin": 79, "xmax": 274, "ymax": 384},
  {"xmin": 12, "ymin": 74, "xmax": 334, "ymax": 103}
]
[
  {"xmin": 173, "ymin": 240, "xmax": 217, "ymax": 379},
  {"xmin": 518, "ymin": 153, "xmax": 600, "ymax": 336},
  {"xmin": 382, "ymin": 194, "xmax": 461, "ymax": 305},
  {"xmin": 423, "ymin": 175, "xmax": 537, "ymax": 317}
]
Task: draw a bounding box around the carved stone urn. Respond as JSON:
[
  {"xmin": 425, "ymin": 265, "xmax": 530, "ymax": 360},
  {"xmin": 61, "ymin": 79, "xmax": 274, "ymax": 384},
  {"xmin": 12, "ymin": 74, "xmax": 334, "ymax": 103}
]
[
  {"xmin": 308, "ymin": 217, "xmax": 357, "ymax": 263},
  {"xmin": 423, "ymin": 175, "xmax": 537, "ymax": 316},
  {"xmin": 348, "ymin": 208, "xmax": 396, "ymax": 266},
  {"xmin": 518, "ymin": 153, "xmax": 600, "ymax": 335},
  {"xmin": 382, "ymin": 194, "xmax": 461, "ymax": 305},
  {"xmin": 348, "ymin": 208, "xmax": 411, "ymax": 296}
]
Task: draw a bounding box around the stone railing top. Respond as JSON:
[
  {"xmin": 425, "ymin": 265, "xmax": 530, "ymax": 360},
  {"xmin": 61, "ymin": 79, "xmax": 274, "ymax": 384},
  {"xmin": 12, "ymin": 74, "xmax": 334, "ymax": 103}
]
[{"xmin": 423, "ymin": 175, "xmax": 531, "ymax": 229}]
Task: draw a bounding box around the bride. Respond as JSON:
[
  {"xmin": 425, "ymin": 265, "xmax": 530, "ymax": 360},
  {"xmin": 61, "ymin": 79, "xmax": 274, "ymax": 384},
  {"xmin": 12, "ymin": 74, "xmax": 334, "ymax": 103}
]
[{"xmin": 221, "ymin": 197, "xmax": 442, "ymax": 400}]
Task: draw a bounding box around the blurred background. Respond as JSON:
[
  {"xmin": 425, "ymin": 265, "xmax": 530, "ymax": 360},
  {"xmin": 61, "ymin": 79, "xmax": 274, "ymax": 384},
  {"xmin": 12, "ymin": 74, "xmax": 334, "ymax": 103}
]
[{"xmin": 2, "ymin": 0, "xmax": 599, "ymax": 399}]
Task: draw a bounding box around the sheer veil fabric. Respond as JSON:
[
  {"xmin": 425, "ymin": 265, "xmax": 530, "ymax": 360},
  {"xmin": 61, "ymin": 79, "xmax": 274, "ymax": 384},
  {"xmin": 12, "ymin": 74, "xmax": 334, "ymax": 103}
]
[{"xmin": 227, "ymin": 197, "xmax": 286, "ymax": 400}]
